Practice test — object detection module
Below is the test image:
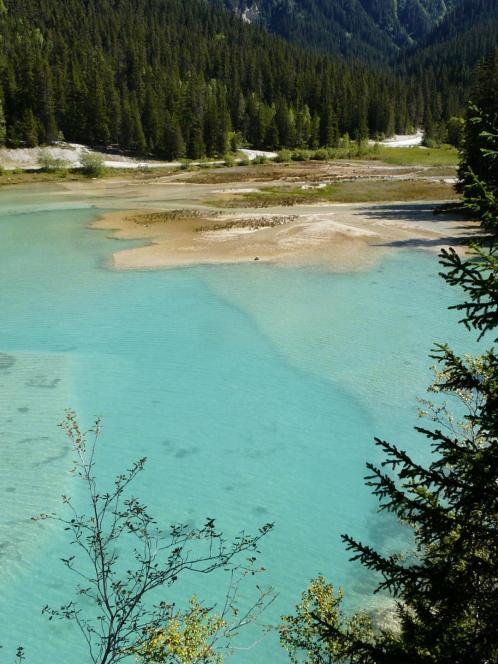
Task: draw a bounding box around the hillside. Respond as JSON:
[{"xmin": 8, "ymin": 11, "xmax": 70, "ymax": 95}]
[
  {"xmin": 0, "ymin": 0, "xmax": 422, "ymax": 158},
  {"xmin": 219, "ymin": 0, "xmax": 461, "ymax": 60},
  {"xmin": 399, "ymin": 0, "xmax": 498, "ymax": 139},
  {"xmin": 0, "ymin": 0, "xmax": 496, "ymax": 157},
  {"xmin": 402, "ymin": 0, "xmax": 498, "ymax": 76},
  {"xmin": 217, "ymin": 0, "xmax": 498, "ymax": 141}
]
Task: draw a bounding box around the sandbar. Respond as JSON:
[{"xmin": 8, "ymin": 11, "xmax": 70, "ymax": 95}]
[{"xmin": 92, "ymin": 199, "xmax": 475, "ymax": 272}]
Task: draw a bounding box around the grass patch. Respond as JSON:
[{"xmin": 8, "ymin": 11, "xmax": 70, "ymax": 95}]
[
  {"xmin": 374, "ymin": 146, "xmax": 459, "ymax": 167},
  {"xmin": 0, "ymin": 169, "xmax": 84, "ymax": 186},
  {"xmin": 213, "ymin": 179, "xmax": 459, "ymax": 208},
  {"xmin": 324, "ymin": 179, "xmax": 458, "ymax": 202},
  {"xmin": 268, "ymin": 144, "xmax": 459, "ymax": 167}
]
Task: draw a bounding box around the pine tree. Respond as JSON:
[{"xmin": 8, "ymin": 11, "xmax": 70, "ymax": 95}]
[
  {"xmin": 88, "ymin": 67, "xmax": 111, "ymax": 146},
  {"xmin": 458, "ymin": 51, "xmax": 498, "ymax": 200},
  {"xmin": 37, "ymin": 64, "xmax": 58, "ymax": 144},
  {"xmin": 20, "ymin": 109, "xmax": 38, "ymax": 147},
  {"xmin": 188, "ymin": 120, "xmax": 205, "ymax": 160},
  {"xmin": 0, "ymin": 95, "xmax": 6, "ymax": 146},
  {"xmin": 320, "ymin": 106, "xmax": 340, "ymax": 148},
  {"xmin": 142, "ymin": 88, "xmax": 162, "ymax": 152},
  {"xmin": 162, "ymin": 115, "xmax": 185, "ymax": 160}
]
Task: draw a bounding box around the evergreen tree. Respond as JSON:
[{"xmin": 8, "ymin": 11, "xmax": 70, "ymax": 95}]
[
  {"xmin": 88, "ymin": 67, "xmax": 111, "ymax": 146},
  {"xmin": 320, "ymin": 105, "xmax": 340, "ymax": 148},
  {"xmin": 458, "ymin": 50, "xmax": 498, "ymax": 200},
  {"xmin": 162, "ymin": 115, "xmax": 186, "ymax": 160},
  {"xmin": 20, "ymin": 109, "xmax": 38, "ymax": 147},
  {"xmin": 0, "ymin": 0, "xmax": 433, "ymax": 157},
  {"xmin": 0, "ymin": 95, "xmax": 6, "ymax": 146}
]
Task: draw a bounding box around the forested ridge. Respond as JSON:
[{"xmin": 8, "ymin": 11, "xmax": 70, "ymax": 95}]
[
  {"xmin": 222, "ymin": 0, "xmax": 461, "ymax": 60},
  {"xmin": 400, "ymin": 0, "xmax": 498, "ymax": 138},
  {"xmin": 0, "ymin": 0, "xmax": 496, "ymax": 158},
  {"xmin": 223, "ymin": 0, "xmax": 498, "ymax": 142},
  {"xmin": 0, "ymin": 0, "xmax": 424, "ymax": 158}
]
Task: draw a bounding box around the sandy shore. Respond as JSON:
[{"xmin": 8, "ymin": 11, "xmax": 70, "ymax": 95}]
[{"xmin": 92, "ymin": 199, "xmax": 475, "ymax": 272}]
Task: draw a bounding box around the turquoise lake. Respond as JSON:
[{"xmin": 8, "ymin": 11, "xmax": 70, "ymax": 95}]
[{"xmin": 0, "ymin": 185, "xmax": 469, "ymax": 662}]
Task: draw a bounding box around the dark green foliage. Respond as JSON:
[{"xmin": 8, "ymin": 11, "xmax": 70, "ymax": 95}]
[
  {"xmin": 444, "ymin": 53, "xmax": 498, "ymax": 341},
  {"xmin": 221, "ymin": 0, "xmax": 498, "ymax": 143},
  {"xmin": 1, "ymin": 0, "xmax": 496, "ymax": 157},
  {"xmin": 458, "ymin": 51, "xmax": 498, "ymax": 211},
  {"xmin": 446, "ymin": 116, "xmax": 465, "ymax": 147},
  {"xmin": 221, "ymin": 0, "xmax": 460, "ymax": 61},
  {"xmin": 0, "ymin": 0, "xmax": 451, "ymax": 158},
  {"xmin": 0, "ymin": 97, "xmax": 6, "ymax": 146},
  {"xmin": 401, "ymin": 0, "xmax": 498, "ymax": 141}
]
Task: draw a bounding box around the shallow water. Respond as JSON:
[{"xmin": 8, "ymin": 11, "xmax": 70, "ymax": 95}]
[{"xmin": 0, "ymin": 184, "xmax": 469, "ymax": 662}]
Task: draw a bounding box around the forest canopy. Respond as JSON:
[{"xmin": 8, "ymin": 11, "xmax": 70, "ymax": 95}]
[{"xmin": 0, "ymin": 0, "xmax": 476, "ymax": 159}]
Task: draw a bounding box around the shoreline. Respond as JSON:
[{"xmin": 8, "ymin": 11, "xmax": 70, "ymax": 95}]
[
  {"xmin": 1, "ymin": 157, "xmax": 469, "ymax": 273},
  {"xmin": 92, "ymin": 199, "xmax": 475, "ymax": 273}
]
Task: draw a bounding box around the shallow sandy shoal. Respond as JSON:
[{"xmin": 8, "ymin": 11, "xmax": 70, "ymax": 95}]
[{"xmin": 92, "ymin": 199, "xmax": 475, "ymax": 273}]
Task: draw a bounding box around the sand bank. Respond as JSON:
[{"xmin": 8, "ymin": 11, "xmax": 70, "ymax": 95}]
[{"xmin": 92, "ymin": 200, "xmax": 475, "ymax": 272}]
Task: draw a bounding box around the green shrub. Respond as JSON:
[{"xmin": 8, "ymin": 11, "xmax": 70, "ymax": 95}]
[
  {"xmin": 238, "ymin": 157, "xmax": 250, "ymax": 167},
  {"xmin": 223, "ymin": 154, "xmax": 235, "ymax": 167},
  {"xmin": 423, "ymin": 137, "xmax": 438, "ymax": 149},
  {"xmin": 38, "ymin": 150, "xmax": 70, "ymax": 173},
  {"xmin": 252, "ymin": 155, "xmax": 267, "ymax": 165},
  {"xmin": 79, "ymin": 152, "xmax": 105, "ymax": 177},
  {"xmin": 291, "ymin": 150, "xmax": 310, "ymax": 161},
  {"xmin": 312, "ymin": 148, "xmax": 329, "ymax": 161},
  {"xmin": 275, "ymin": 149, "xmax": 291, "ymax": 163}
]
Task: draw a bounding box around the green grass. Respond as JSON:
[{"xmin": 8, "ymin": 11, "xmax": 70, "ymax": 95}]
[
  {"xmin": 374, "ymin": 145, "xmax": 459, "ymax": 167},
  {"xmin": 273, "ymin": 144, "xmax": 459, "ymax": 167},
  {"xmin": 213, "ymin": 178, "xmax": 459, "ymax": 208}
]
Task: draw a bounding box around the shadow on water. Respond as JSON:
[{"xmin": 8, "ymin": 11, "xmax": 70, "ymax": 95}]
[{"xmin": 376, "ymin": 236, "xmax": 473, "ymax": 249}]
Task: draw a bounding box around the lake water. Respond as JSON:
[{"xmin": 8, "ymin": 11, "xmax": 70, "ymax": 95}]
[{"xmin": 0, "ymin": 184, "xmax": 468, "ymax": 662}]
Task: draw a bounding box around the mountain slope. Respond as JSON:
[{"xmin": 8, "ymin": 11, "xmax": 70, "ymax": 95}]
[
  {"xmin": 399, "ymin": 0, "xmax": 498, "ymax": 132},
  {"xmin": 219, "ymin": 0, "xmax": 461, "ymax": 60},
  {"xmin": 403, "ymin": 0, "xmax": 498, "ymax": 71},
  {"xmin": 0, "ymin": 0, "xmax": 422, "ymax": 156},
  {"xmin": 221, "ymin": 0, "xmax": 395, "ymax": 60},
  {"xmin": 358, "ymin": 0, "xmax": 457, "ymax": 44},
  {"xmin": 217, "ymin": 0, "xmax": 498, "ymax": 133}
]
